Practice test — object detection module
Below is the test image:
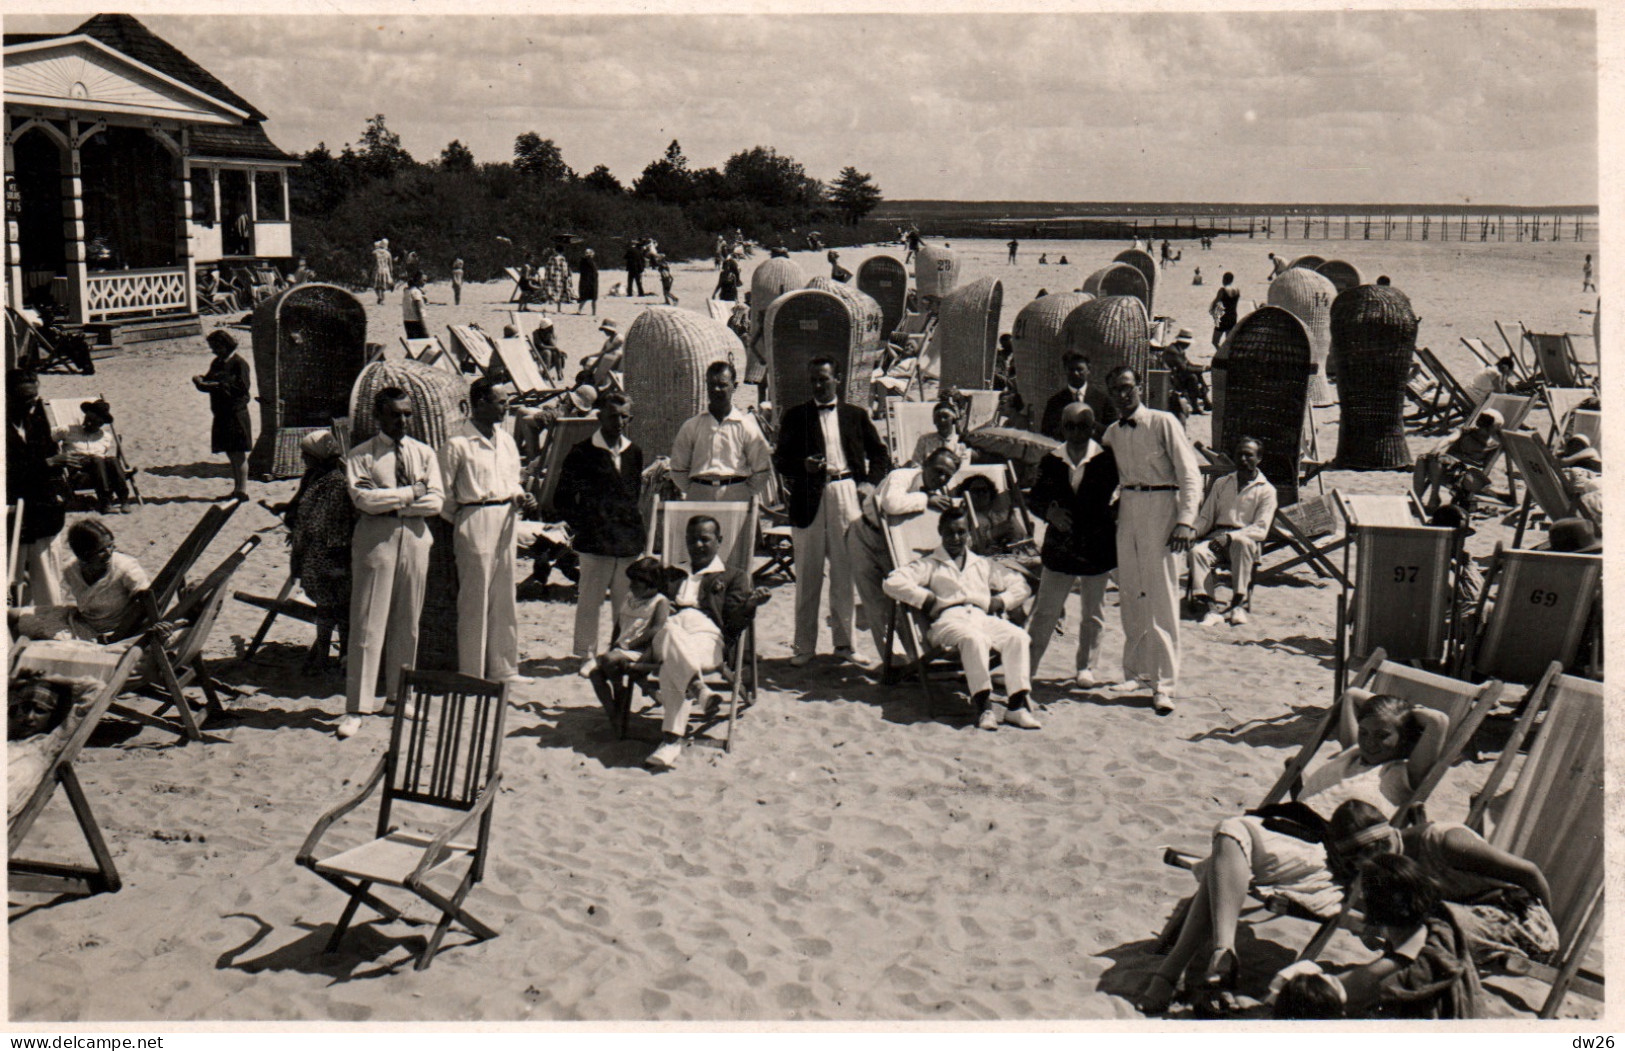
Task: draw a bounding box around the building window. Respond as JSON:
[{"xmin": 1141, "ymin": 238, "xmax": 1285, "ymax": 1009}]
[
  {"xmin": 255, "ymin": 170, "xmax": 286, "ymax": 222},
  {"xmin": 191, "ymin": 168, "xmax": 216, "ymax": 225}
]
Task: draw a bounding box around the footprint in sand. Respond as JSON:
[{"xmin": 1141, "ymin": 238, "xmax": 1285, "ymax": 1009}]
[
  {"xmin": 792, "ymin": 937, "xmax": 832, "ymax": 958},
  {"xmin": 774, "ymin": 982, "xmax": 816, "ymax": 1009}
]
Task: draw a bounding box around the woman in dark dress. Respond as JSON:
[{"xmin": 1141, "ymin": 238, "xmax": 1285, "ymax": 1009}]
[
  {"xmin": 1210, "ymin": 271, "xmax": 1241, "ymax": 350},
  {"xmin": 577, "ymin": 248, "xmax": 599, "ymax": 316},
  {"xmin": 192, "ymin": 328, "xmax": 253, "ymax": 498}
]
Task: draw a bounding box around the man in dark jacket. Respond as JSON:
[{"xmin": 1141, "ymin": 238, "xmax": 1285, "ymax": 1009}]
[
  {"xmin": 623, "ymin": 241, "xmax": 647, "ymax": 298},
  {"xmin": 772, "ymin": 357, "xmax": 891, "ymax": 667},
  {"xmin": 7, "ymin": 369, "xmax": 77, "ymax": 604},
  {"xmin": 555, "ymin": 392, "xmax": 645, "ymax": 667},
  {"xmin": 1040, "ymin": 353, "xmax": 1111, "ymax": 439},
  {"xmin": 1025, "ymin": 402, "xmax": 1119, "ymax": 687}
]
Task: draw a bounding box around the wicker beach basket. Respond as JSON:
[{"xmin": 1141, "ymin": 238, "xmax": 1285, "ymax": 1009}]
[
  {"xmin": 935, "ymin": 276, "xmax": 1004, "ymax": 391},
  {"xmin": 747, "ymin": 257, "xmax": 805, "ymax": 381},
  {"xmin": 1288, "ymin": 255, "xmax": 1327, "ymax": 271},
  {"xmin": 348, "ymin": 359, "xmax": 471, "ymax": 450},
  {"xmin": 624, "ymin": 306, "xmax": 742, "ymax": 459},
  {"xmin": 1011, "ymin": 291, "xmax": 1092, "ymax": 409},
  {"xmin": 1331, "ymin": 284, "xmax": 1417, "ymax": 469},
  {"xmin": 249, "ymin": 283, "xmax": 368, "ymax": 478},
  {"xmin": 805, "ymin": 278, "xmax": 886, "ymax": 402},
  {"xmin": 914, "ymin": 242, "xmax": 960, "ymax": 299},
  {"xmin": 1267, "ymin": 267, "xmax": 1336, "ymax": 405},
  {"xmin": 1217, "ymin": 306, "xmax": 1313, "ymax": 506},
  {"xmin": 765, "ymin": 289, "xmax": 857, "ymax": 417},
  {"xmin": 1112, "ymin": 248, "xmax": 1158, "ymax": 314},
  {"xmin": 857, "ymin": 254, "xmax": 909, "ymax": 343},
  {"xmin": 1081, "ymin": 263, "xmax": 1150, "ymax": 313},
  {"xmin": 1315, "ymin": 259, "xmax": 1363, "ymax": 294}
]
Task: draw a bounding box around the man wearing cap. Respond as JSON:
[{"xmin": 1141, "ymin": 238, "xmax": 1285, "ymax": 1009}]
[
  {"xmin": 774, "ymin": 357, "xmax": 891, "ymax": 667},
  {"xmin": 670, "ymin": 360, "xmax": 772, "ymax": 503},
  {"xmin": 341, "ymin": 386, "xmax": 445, "ymax": 739},
  {"xmin": 1188, "ymin": 436, "xmax": 1277, "ymax": 627},
  {"xmin": 557, "ymin": 391, "xmax": 645, "ymax": 667},
  {"xmin": 56, "ymin": 399, "xmax": 129, "ymax": 513},
  {"xmin": 1100, "ymin": 366, "xmax": 1202, "ymax": 714},
  {"xmin": 440, "ymin": 378, "xmax": 537, "ymax": 685},
  {"xmin": 1160, "ymin": 328, "xmax": 1211, "ymax": 415}
]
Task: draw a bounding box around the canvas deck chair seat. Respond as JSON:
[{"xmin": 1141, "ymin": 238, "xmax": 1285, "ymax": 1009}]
[
  {"xmin": 445, "ymin": 325, "xmax": 496, "ymax": 374},
  {"xmin": 505, "ymin": 267, "xmax": 544, "ymax": 307},
  {"xmin": 116, "ymin": 536, "xmax": 260, "ymax": 742},
  {"xmin": 42, "ymin": 396, "xmax": 144, "ymax": 508},
  {"xmin": 1455, "ymin": 544, "xmax": 1600, "ymax": 684},
  {"xmin": 1524, "ymin": 330, "xmax": 1591, "ymax": 390},
  {"xmin": 6, "ymin": 306, "xmax": 94, "ymax": 375},
  {"xmin": 9, "ymin": 640, "xmax": 145, "ymax": 897},
  {"xmin": 1501, "ymin": 429, "xmax": 1593, "ymax": 548},
  {"xmin": 106, "ymin": 497, "xmax": 243, "ymax": 644},
  {"xmin": 1410, "ymin": 345, "xmax": 1479, "ymax": 434},
  {"xmin": 1462, "ymin": 668, "xmax": 1604, "ymax": 1016},
  {"xmin": 611, "ymin": 499, "xmax": 760, "ymax": 752},
  {"xmin": 1342, "ymin": 522, "xmax": 1457, "ymax": 676},
  {"xmin": 529, "ymin": 415, "xmax": 599, "ymax": 517},
  {"xmin": 1258, "ymin": 492, "xmax": 1352, "ymax": 589},
  {"xmin": 1540, "ymin": 386, "xmax": 1594, "ymax": 447},
  {"xmin": 298, "ymin": 668, "xmax": 508, "ymax": 971}
]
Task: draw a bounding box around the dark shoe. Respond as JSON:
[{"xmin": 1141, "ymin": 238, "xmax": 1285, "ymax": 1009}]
[
  {"xmin": 1193, "ymin": 948, "xmax": 1240, "ymax": 1017},
  {"xmin": 1134, "ymin": 973, "xmax": 1179, "ymax": 1016}
]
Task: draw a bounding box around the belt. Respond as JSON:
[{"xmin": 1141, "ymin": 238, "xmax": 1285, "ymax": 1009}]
[
  {"xmin": 461, "ymin": 499, "xmax": 511, "ymax": 507},
  {"xmin": 691, "ymin": 475, "xmax": 749, "ymax": 486},
  {"xmin": 1122, "ymin": 484, "xmax": 1178, "ymax": 492},
  {"xmin": 825, "ymin": 471, "xmax": 854, "ymax": 482}
]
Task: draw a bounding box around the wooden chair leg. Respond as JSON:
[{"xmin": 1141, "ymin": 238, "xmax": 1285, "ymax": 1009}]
[
  {"xmin": 244, "ymin": 574, "xmax": 298, "ymax": 659},
  {"xmin": 326, "ymin": 885, "xmax": 371, "ymax": 953},
  {"xmin": 151, "ymin": 651, "xmax": 205, "ymax": 741},
  {"xmin": 58, "ymin": 764, "xmax": 121, "ymax": 893}
]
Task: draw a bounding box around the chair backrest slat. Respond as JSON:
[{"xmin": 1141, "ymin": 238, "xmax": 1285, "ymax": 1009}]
[
  {"xmin": 651, "ymin": 497, "xmax": 757, "ymax": 574},
  {"xmin": 1473, "ymin": 549, "xmax": 1600, "ymax": 683},
  {"xmin": 387, "ymin": 670, "xmax": 507, "ymax": 812},
  {"xmin": 1351, "ymin": 524, "xmax": 1455, "ymax": 663}
]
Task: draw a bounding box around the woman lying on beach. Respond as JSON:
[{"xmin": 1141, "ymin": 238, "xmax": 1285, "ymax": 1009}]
[
  {"xmin": 1136, "ymin": 691, "xmax": 1450, "ymax": 1016},
  {"xmin": 9, "ymin": 517, "xmax": 149, "ymax": 644}
]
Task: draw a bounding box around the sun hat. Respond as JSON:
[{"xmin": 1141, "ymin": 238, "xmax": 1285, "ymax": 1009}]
[
  {"xmin": 1174, "ymin": 328, "xmax": 1194, "ymax": 343},
  {"xmin": 80, "ymin": 399, "xmax": 113, "ymax": 425},
  {"xmin": 536, "ymin": 316, "xmax": 554, "ymax": 330},
  {"xmin": 1545, "ymin": 517, "xmax": 1602, "ymax": 553},
  {"xmin": 1476, "ymin": 407, "xmax": 1504, "ymax": 428},
  {"xmin": 568, "ymin": 384, "xmax": 599, "ymax": 413},
  {"xmin": 300, "ymin": 429, "xmax": 341, "ymax": 459},
  {"xmin": 599, "ymin": 319, "xmax": 618, "ymax": 335}
]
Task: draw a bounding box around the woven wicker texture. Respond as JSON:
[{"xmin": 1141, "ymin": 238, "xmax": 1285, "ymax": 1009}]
[
  {"xmin": 1288, "ymin": 255, "xmax": 1327, "ymax": 271},
  {"xmin": 856, "ymin": 254, "xmax": 909, "ymax": 343},
  {"xmin": 269, "ymin": 425, "xmax": 328, "ymax": 480},
  {"xmin": 1112, "ymin": 248, "xmax": 1158, "ymax": 314},
  {"xmin": 766, "ymin": 289, "xmax": 856, "ymax": 416},
  {"xmin": 914, "ymin": 242, "xmax": 961, "ymax": 299},
  {"xmin": 1081, "ymin": 263, "xmax": 1150, "ymax": 313},
  {"xmin": 349, "ymin": 359, "xmax": 471, "ymax": 451},
  {"xmin": 935, "ymin": 276, "xmax": 1004, "ymax": 391},
  {"xmin": 1011, "ymin": 291, "xmax": 1092, "ymax": 408},
  {"xmin": 804, "ymin": 278, "xmax": 886, "ymax": 406},
  {"xmin": 625, "ymin": 306, "xmax": 742, "ymax": 459},
  {"xmin": 1267, "ymin": 267, "xmax": 1337, "ymax": 406},
  {"xmin": 1315, "ymin": 259, "xmax": 1363, "ymax": 294},
  {"xmin": 249, "ymin": 282, "xmax": 368, "ymax": 476},
  {"xmin": 1061, "ymin": 295, "xmax": 1150, "ymax": 397},
  {"xmin": 1332, "ymin": 284, "xmax": 1417, "ymax": 469},
  {"xmin": 1218, "ymin": 306, "xmax": 1313, "ymax": 506},
  {"xmin": 748, "ymin": 257, "xmax": 805, "ymax": 340}
]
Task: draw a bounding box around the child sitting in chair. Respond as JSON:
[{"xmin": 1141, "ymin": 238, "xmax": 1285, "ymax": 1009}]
[
  {"xmin": 585, "ymin": 557, "xmax": 686, "ymax": 720},
  {"xmin": 10, "ymin": 517, "xmax": 148, "ymax": 643}
]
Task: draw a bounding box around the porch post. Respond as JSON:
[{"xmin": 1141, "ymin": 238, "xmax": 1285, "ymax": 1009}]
[
  {"xmin": 64, "ymin": 119, "xmax": 87, "ymax": 325},
  {"xmin": 173, "ymin": 129, "xmax": 195, "ymax": 314},
  {"xmin": 3, "ymin": 114, "xmax": 21, "ymax": 313}
]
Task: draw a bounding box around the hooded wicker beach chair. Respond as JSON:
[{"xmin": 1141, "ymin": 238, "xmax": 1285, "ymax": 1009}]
[
  {"xmin": 1081, "ymin": 263, "xmax": 1150, "ymax": 313},
  {"xmin": 1215, "ymin": 306, "xmax": 1314, "ymax": 507},
  {"xmin": 1267, "ymin": 267, "xmax": 1336, "ymax": 405},
  {"xmin": 1287, "ymin": 255, "xmax": 1326, "ymax": 272},
  {"xmin": 934, "ymin": 276, "xmax": 1004, "ymax": 391},
  {"xmin": 803, "ymin": 278, "xmax": 886, "ymax": 402},
  {"xmin": 1112, "ymin": 248, "xmax": 1158, "ymax": 313},
  {"xmin": 747, "ymin": 256, "xmax": 806, "ymax": 382},
  {"xmin": 298, "ymin": 668, "xmax": 509, "ymax": 971},
  {"xmin": 624, "ymin": 306, "xmax": 741, "ymax": 455},
  {"xmin": 857, "ymin": 254, "xmax": 910, "ymax": 345},
  {"xmin": 250, "ymin": 284, "xmax": 369, "ymax": 479},
  {"xmin": 1313, "ymin": 259, "xmax": 1362, "ymax": 294},
  {"xmin": 1332, "ymin": 284, "xmax": 1417, "ymax": 470},
  {"xmin": 913, "ymin": 243, "xmax": 960, "ymax": 300},
  {"xmin": 1010, "ymin": 291, "xmax": 1092, "ymax": 413},
  {"xmin": 1061, "ymin": 295, "xmax": 1150, "ymax": 429}
]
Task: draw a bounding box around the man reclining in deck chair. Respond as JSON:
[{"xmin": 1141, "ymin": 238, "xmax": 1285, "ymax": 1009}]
[
  {"xmin": 10, "ymin": 518, "xmax": 148, "ymax": 643},
  {"xmin": 1412, "ymin": 409, "xmax": 1503, "ymax": 515},
  {"xmin": 642, "ymin": 514, "xmax": 771, "ymax": 772}
]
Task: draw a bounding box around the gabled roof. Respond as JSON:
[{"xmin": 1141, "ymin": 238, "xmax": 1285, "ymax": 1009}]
[{"xmin": 70, "ymin": 14, "xmax": 267, "ymax": 122}]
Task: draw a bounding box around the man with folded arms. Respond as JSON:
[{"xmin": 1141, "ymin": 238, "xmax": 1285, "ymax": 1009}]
[{"xmin": 669, "ymin": 360, "xmax": 771, "ymax": 503}]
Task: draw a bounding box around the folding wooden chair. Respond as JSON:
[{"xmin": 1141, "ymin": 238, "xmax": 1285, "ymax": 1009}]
[
  {"xmin": 105, "ymin": 497, "xmax": 243, "ymax": 643},
  {"xmin": 1464, "ymin": 668, "xmax": 1604, "ymax": 1016},
  {"xmin": 1459, "ymin": 336, "xmax": 1527, "ymax": 382},
  {"xmin": 1258, "ymin": 492, "xmax": 1352, "ymax": 588},
  {"xmin": 7, "ymin": 498, "xmax": 26, "ymax": 608},
  {"xmin": 1411, "ymin": 345, "xmax": 1479, "ymax": 433},
  {"xmin": 1540, "ymin": 386, "xmax": 1595, "ymax": 447},
  {"xmin": 504, "ymin": 267, "xmax": 546, "ymax": 307},
  {"xmin": 1567, "ymin": 409, "xmax": 1601, "ymax": 453},
  {"xmin": 614, "ymin": 498, "xmax": 760, "ymax": 752},
  {"xmin": 115, "ymin": 536, "xmax": 260, "ymax": 742},
  {"xmin": 1455, "ymin": 544, "xmax": 1601, "ymax": 684},
  {"xmin": 297, "ymin": 668, "xmax": 509, "ymax": 970},
  {"xmin": 445, "ymin": 324, "xmax": 496, "ymax": 373},
  {"xmin": 1523, "ymin": 330, "xmax": 1590, "ymax": 389},
  {"xmin": 1343, "ymin": 523, "xmax": 1456, "ymax": 668},
  {"xmin": 9, "ymin": 640, "xmax": 145, "ymax": 897},
  {"xmin": 531, "ymin": 415, "xmax": 599, "ymax": 516},
  {"xmin": 491, "ymin": 336, "xmax": 547, "ymax": 395},
  {"xmin": 42, "ymin": 396, "xmax": 145, "ymax": 508},
  {"xmin": 6, "ymin": 306, "xmax": 93, "ymax": 375},
  {"xmin": 884, "ymin": 397, "xmax": 939, "ymax": 465},
  {"xmin": 1501, "ymin": 429, "xmax": 1593, "ymax": 548}
]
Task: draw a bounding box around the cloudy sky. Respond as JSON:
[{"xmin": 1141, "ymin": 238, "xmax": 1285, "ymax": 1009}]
[{"xmin": 9, "ymin": 7, "xmax": 1600, "ymax": 205}]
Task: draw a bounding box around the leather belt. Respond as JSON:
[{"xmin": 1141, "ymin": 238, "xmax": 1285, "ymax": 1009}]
[
  {"xmin": 461, "ymin": 499, "xmax": 511, "ymax": 507},
  {"xmin": 825, "ymin": 471, "xmax": 854, "ymax": 482},
  {"xmin": 692, "ymin": 475, "xmax": 748, "ymax": 486},
  {"xmin": 1122, "ymin": 484, "xmax": 1178, "ymax": 492}
]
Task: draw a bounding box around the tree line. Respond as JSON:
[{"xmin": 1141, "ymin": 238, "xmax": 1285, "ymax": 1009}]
[{"xmin": 289, "ymin": 115, "xmax": 885, "ymax": 285}]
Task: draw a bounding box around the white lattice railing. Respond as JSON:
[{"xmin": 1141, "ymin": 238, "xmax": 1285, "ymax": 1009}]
[{"xmin": 85, "ymin": 267, "xmax": 189, "ymax": 320}]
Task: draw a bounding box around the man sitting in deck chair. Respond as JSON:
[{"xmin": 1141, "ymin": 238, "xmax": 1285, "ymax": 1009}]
[
  {"xmin": 1412, "ymin": 409, "xmax": 1503, "ymax": 515},
  {"xmin": 643, "ymin": 514, "xmax": 771, "ymax": 772},
  {"xmin": 54, "ymin": 400, "xmax": 131, "ymax": 514},
  {"xmin": 10, "ymin": 518, "xmax": 148, "ymax": 643},
  {"xmin": 884, "ymin": 506, "xmax": 1038, "ymax": 732},
  {"xmin": 1188, "ymin": 437, "xmax": 1278, "ymax": 627}
]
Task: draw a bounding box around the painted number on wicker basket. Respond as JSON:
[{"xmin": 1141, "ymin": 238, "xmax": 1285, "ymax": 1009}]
[
  {"xmin": 799, "ymin": 320, "xmax": 819, "ymax": 331},
  {"xmin": 1392, "ymin": 565, "xmax": 1420, "ymax": 583},
  {"xmin": 1529, "ymin": 589, "xmax": 1560, "ymax": 607},
  {"xmin": 937, "ymin": 261, "xmax": 954, "ymax": 272}
]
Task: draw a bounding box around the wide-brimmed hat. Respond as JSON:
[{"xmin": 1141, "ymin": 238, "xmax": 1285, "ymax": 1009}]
[
  {"xmin": 80, "ymin": 399, "xmax": 113, "ymax": 425},
  {"xmin": 1546, "ymin": 517, "xmax": 1602, "ymax": 553},
  {"xmin": 1174, "ymin": 328, "xmax": 1194, "ymax": 343},
  {"xmin": 568, "ymin": 384, "xmax": 599, "ymax": 412},
  {"xmin": 206, "ymin": 329, "xmax": 238, "ymax": 352},
  {"xmin": 599, "ymin": 319, "xmax": 618, "ymax": 335}
]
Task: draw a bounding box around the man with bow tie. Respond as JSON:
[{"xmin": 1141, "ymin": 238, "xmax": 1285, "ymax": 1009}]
[
  {"xmin": 340, "ymin": 387, "xmax": 445, "ymax": 739},
  {"xmin": 1040, "ymin": 353, "xmax": 1111, "ymax": 439},
  {"xmin": 1100, "ymin": 366, "xmax": 1201, "ymax": 715},
  {"xmin": 773, "ymin": 357, "xmax": 891, "ymax": 667}
]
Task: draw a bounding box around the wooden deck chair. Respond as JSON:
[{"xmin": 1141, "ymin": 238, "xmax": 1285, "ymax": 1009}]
[
  {"xmin": 1411, "ymin": 345, "xmax": 1479, "ymax": 433},
  {"xmin": 1540, "ymin": 386, "xmax": 1594, "ymax": 446},
  {"xmin": 1524, "ymin": 330, "xmax": 1590, "ymax": 389},
  {"xmin": 1460, "ymin": 336, "xmax": 1529, "ymax": 383},
  {"xmin": 492, "ymin": 336, "xmax": 547, "ymax": 394},
  {"xmin": 445, "ymin": 325, "xmax": 496, "ymax": 373},
  {"xmin": 105, "ymin": 497, "xmax": 243, "ymax": 643},
  {"xmin": 1413, "ymin": 392, "xmax": 1534, "ymax": 512},
  {"xmin": 504, "ymin": 267, "xmax": 545, "ymax": 307},
  {"xmin": 6, "ymin": 306, "xmax": 93, "ymax": 375},
  {"xmin": 949, "ymin": 462, "xmax": 1035, "ymax": 551},
  {"xmin": 1567, "ymin": 409, "xmax": 1601, "ymax": 453},
  {"xmin": 959, "ymin": 389, "xmax": 1002, "ymax": 431},
  {"xmin": 43, "ymin": 396, "xmax": 145, "ymax": 508},
  {"xmin": 1463, "ymin": 669, "xmax": 1604, "ymax": 1015},
  {"xmin": 115, "ymin": 536, "xmax": 260, "ymax": 742},
  {"xmin": 8, "ymin": 498, "xmax": 25, "ymax": 607},
  {"xmin": 1258, "ymin": 493, "xmax": 1352, "ymax": 588},
  {"xmin": 1501, "ymin": 429, "xmax": 1591, "ymax": 548},
  {"xmin": 9, "ymin": 641, "xmax": 145, "ymax": 897},
  {"xmin": 615, "ymin": 498, "xmax": 760, "ymax": 752},
  {"xmin": 531, "ymin": 414, "xmax": 599, "ymax": 516},
  {"xmin": 1494, "ymin": 319, "xmax": 1525, "ymax": 361},
  {"xmin": 1344, "ymin": 523, "xmax": 1456, "ymax": 667},
  {"xmin": 1456, "ymin": 544, "xmax": 1601, "ymax": 684},
  {"xmin": 298, "ymin": 668, "xmax": 509, "ymax": 971},
  {"xmin": 885, "ymin": 398, "xmax": 939, "ymax": 464}
]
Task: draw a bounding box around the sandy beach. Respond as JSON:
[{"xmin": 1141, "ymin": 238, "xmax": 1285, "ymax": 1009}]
[{"xmin": 8, "ymin": 234, "xmax": 1602, "ymax": 1023}]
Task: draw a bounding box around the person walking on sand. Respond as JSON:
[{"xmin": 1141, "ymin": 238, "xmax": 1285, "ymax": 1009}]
[
  {"xmin": 1582, "ymin": 254, "xmax": 1596, "ymax": 293},
  {"xmin": 193, "ymin": 329, "xmax": 253, "ymax": 499},
  {"xmin": 543, "ymin": 245, "xmax": 573, "ymax": 313},
  {"xmin": 578, "ymin": 248, "xmax": 599, "ymax": 315},
  {"xmin": 624, "ymin": 240, "xmax": 647, "ymax": 298},
  {"xmin": 440, "ymin": 378, "xmax": 537, "ymax": 685},
  {"xmin": 1266, "ymin": 252, "xmax": 1288, "ymax": 282},
  {"xmin": 401, "ymin": 271, "xmax": 431, "ymax": 340},
  {"xmin": 372, "ymin": 237, "xmax": 393, "ymax": 304},
  {"xmin": 341, "ymin": 387, "xmax": 444, "ymax": 739},
  {"xmin": 1007, "ymin": 238, "xmax": 1019, "ymax": 264},
  {"xmin": 658, "ymin": 256, "xmax": 679, "ymax": 305},
  {"xmin": 1099, "ymin": 366, "xmax": 1201, "ymax": 714},
  {"xmin": 451, "ymin": 256, "xmax": 464, "ymax": 306},
  {"xmin": 1210, "ymin": 272, "xmax": 1241, "ymax": 350}
]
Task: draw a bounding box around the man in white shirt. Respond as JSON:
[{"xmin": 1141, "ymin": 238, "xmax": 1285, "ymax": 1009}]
[
  {"xmin": 401, "ymin": 271, "xmax": 430, "ymax": 340},
  {"xmin": 1188, "ymin": 437, "xmax": 1279, "ymax": 627},
  {"xmin": 1100, "ymin": 366, "xmax": 1202, "ymax": 714},
  {"xmin": 440, "ymin": 378, "xmax": 537, "ymax": 684},
  {"xmin": 341, "ymin": 387, "xmax": 445, "ymax": 739},
  {"xmin": 884, "ymin": 507, "xmax": 1036, "ymax": 730},
  {"xmin": 1462, "ymin": 356, "xmax": 1515, "ymax": 411},
  {"xmin": 669, "ymin": 360, "xmax": 772, "ymax": 502}
]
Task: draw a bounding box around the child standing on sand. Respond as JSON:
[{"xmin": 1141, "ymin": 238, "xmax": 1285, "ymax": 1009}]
[
  {"xmin": 451, "ymin": 257, "xmax": 464, "ymax": 306},
  {"xmin": 658, "ymin": 257, "xmax": 678, "ymax": 306}
]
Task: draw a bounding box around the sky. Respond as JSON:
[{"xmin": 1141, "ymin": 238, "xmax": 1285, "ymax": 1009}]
[{"xmin": 6, "ymin": 7, "xmax": 1601, "ymax": 205}]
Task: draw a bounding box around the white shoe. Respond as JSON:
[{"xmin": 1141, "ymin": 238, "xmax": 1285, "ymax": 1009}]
[
  {"xmin": 1004, "ymin": 705, "xmax": 1042, "ymax": 730},
  {"xmin": 502, "ymin": 673, "xmax": 538, "ymax": 686},
  {"xmin": 335, "ymin": 715, "xmax": 363, "ymax": 739},
  {"xmin": 1152, "ymin": 691, "xmax": 1176, "ymax": 716},
  {"xmin": 645, "ymin": 740, "xmax": 682, "ymax": 770},
  {"xmin": 1198, "ymin": 609, "xmax": 1224, "ymax": 627},
  {"xmin": 789, "ymin": 653, "xmax": 813, "ymax": 668},
  {"xmin": 577, "ymin": 658, "xmax": 597, "ymax": 678},
  {"xmin": 1227, "ymin": 607, "xmax": 1250, "ymax": 626},
  {"xmin": 977, "ymin": 702, "xmax": 1006, "ymax": 731},
  {"xmin": 1074, "ymin": 669, "xmax": 1099, "ymax": 689}
]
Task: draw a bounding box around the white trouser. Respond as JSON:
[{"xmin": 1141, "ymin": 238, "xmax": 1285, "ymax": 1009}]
[
  {"xmin": 454, "ymin": 503, "xmax": 519, "ymax": 680},
  {"xmin": 792, "ymin": 479, "xmax": 861, "ymax": 657},
  {"xmin": 656, "ymin": 609, "xmax": 725, "ymax": 737},
  {"xmin": 848, "ymin": 517, "xmax": 896, "ymax": 658},
  {"xmin": 23, "ymin": 535, "xmax": 64, "ymax": 606},
  {"xmin": 683, "ymin": 480, "xmax": 755, "ymax": 503},
  {"xmin": 1188, "ymin": 532, "xmax": 1261, "ymax": 605},
  {"xmin": 928, "ymin": 606, "xmax": 1032, "ymax": 697},
  {"xmin": 573, "ymin": 552, "xmax": 634, "ymax": 658},
  {"xmin": 1026, "ymin": 567, "xmax": 1111, "ymax": 674},
  {"xmin": 347, "ymin": 514, "xmax": 433, "ymax": 714},
  {"xmin": 1116, "ymin": 490, "xmax": 1181, "ymax": 694}
]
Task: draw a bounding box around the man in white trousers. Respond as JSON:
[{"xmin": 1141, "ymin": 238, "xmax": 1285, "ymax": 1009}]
[
  {"xmin": 342, "ymin": 387, "xmax": 444, "ymax": 738},
  {"xmin": 668, "ymin": 360, "xmax": 772, "ymax": 503},
  {"xmin": 1099, "ymin": 366, "xmax": 1201, "ymax": 714},
  {"xmin": 439, "ymin": 378, "xmax": 537, "ymax": 684}
]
